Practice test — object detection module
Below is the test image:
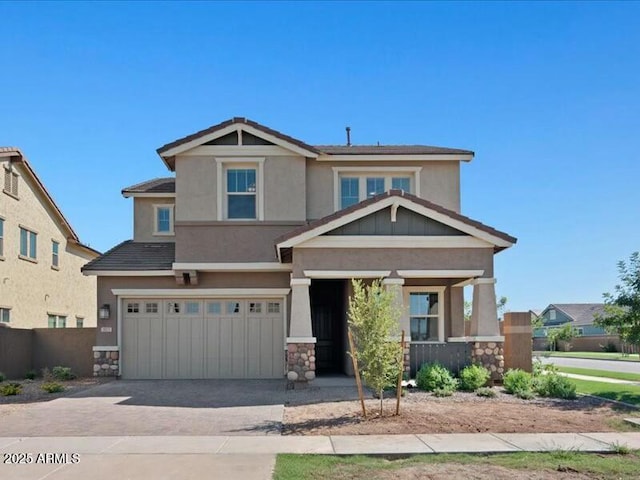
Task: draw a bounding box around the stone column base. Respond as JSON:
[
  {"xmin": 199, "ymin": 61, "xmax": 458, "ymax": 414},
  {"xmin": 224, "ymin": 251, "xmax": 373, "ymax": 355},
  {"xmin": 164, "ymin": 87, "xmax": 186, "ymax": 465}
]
[
  {"xmin": 403, "ymin": 342, "xmax": 410, "ymax": 377},
  {"xmin": 93, "ymin": 348, "xmax": 119, "ymax": 377},
  {"xmin": 471, "ymin": 341, "xmax": 504, "ymax": 382},
  {"xmin": 286, "ymin": 342, "xmax": 316, "ymax": 383}
]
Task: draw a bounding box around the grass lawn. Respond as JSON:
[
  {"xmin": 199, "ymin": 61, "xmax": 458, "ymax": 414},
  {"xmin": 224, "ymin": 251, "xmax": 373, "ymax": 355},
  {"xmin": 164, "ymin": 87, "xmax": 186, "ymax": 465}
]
[
  {"xmin": 274, "ymin": 451, "xmax": 640, "ymax": 480},
  {"xmin": 571, "ymin": 378, "xmax": 640, "ymax": 406},
  {"xmin": 540, "ymin": 351, "xmax": 640, "ymax": 362},
  {"xmin": 557, "ymin": 366, "xmax": 640, "ymax": 382}
]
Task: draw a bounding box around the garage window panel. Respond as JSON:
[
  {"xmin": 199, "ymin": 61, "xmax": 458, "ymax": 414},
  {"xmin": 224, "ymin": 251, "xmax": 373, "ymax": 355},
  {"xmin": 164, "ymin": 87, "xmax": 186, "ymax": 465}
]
[
  {"xmin": 226, "ymin": 301, "xmax": 240, "ymax": 314},
  {"xmin": 167, "ymin": 302, "xmax": 181, "ymax": 314},
  {"xmin": 249, "ymin": 302, "xmax": 262, "ymax": 314},
  {"xmin": 207, "ymin": 302, "xmax": 222, "ymax": 315},
  {"xmin": 186, "ymin": 301, "xmax": 200, "ymax": 314},
  {"xmin": 127, "ymin": 303, "xmax": 140, "ymax": 314},
  {"xmin": 145, "ymin": 302, "xmax": 158, "ymax": 314},
  {"xmin": 267, "ymin": 302, "xmax": 281, "ymax": 314}
]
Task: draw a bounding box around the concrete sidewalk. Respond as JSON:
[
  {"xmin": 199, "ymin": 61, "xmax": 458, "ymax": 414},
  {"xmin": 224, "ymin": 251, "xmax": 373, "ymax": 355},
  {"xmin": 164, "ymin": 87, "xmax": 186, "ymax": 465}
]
[
  {"xmin": 2, "ymin": 433, "xmax": 639, "ymax": 479},
  {"xmin": 561, "ymin": 372, "xmax": 640, "ymax": 385}
]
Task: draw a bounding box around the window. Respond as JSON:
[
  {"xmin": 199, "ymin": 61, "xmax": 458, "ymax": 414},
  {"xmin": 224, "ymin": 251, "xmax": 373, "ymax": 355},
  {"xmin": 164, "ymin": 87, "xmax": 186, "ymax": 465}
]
[
  {"xmin": 186, "ymin": 301, "xmax": 200, "ymax": 314},
  {"xmin": 334, "ymin": 168, "xmax": 420, "ymax": 210},
  {"xmin": 76, "ymin": 317, "xmax": 84, "ymax": 328},
  {"xmin": 217, "ymin": 158, "xmax": 264, "ymax": 221},
  {"xmin": 207, "ymin": 302, "xmax": 222, "ymax": 315},
  {"xmin": 154, "ymin": 205, "xmax": 174, "ymax": 235},
  {"xmin": 48, "ymin": 314, "xmax": 66, "ymax": 328},
  {"xmin": 52, "ymin": 240, "xmax": 59, "ymax": 268},
  {"xmin": 3, "ymin": 168, "xmax": 18, "ymax": 197},
  {"xmin": 405, "ymin": 287, "xmax": 445, "ymax": 342},
  {"xmin": 249, "ymin": 302, "xmax": 262, "ymax": 314},
  {"xmin": 127, "ymin": 303, "xmax": 140, "ymax": 314},
  {"xmin": 226, "ymin": 168, "xmax": 257, "ymax": 219},
  {"xmin": 0, "ymin": 218, "xmax": 4, "ymax": 257},
  {"xmin": 145, "ymin": 302, "xmax": 158, "ymax": 314},
  {"xmin": 0, "ymin": 307, "xmax": 10, "ymax": 324},
  {"xmin": 167, "ymin": 302, "xmax": 181, "ymax": 314},
  {"xmin": 226, "ymin": 301, "xmax": 240, "ymax": 314},
  {"xmin": 549, "ymin": 309, "xmax": 556, "ymax": 321},
  {"xmin": 267, "ymin": 302, "xmax": 281, "ymax": 314},
  {"xmin": 19, "ymin": 227, "xmax": 37, "ymax": 260}
]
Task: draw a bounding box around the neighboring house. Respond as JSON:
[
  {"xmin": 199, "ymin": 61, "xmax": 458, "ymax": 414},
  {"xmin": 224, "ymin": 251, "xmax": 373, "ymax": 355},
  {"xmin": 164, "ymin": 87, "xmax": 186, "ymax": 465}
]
[
  {"xmin": 83, "ymin": 117, "xmax": 517, "ymax": 381},
  {"xmin": 0, "ymin": 147, "xmax": 99, "ymax": 329},
  {"xmin": 533, "ymin": 304, "xmax": 608, "ymax": 337}
]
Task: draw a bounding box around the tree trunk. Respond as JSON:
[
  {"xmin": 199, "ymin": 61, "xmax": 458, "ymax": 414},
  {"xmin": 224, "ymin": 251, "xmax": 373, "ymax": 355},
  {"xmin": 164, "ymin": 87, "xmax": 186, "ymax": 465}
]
[{"xmin": 379, "ymin": 388, "xmax": 383, "ymax": 417}]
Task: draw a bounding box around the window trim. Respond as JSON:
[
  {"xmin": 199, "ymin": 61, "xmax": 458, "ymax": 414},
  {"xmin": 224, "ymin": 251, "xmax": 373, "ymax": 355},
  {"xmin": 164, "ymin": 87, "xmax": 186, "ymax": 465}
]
[
  {"xmin": 216, "ymin": 158, "xmax": 265, "ymax": 221},
  {"xmin": 153, "ymin": 204, "xmax": 175, "ymax": 236},
  {"xmin": 403, "ymin": 286, "xmax": 446, "ymax": 343},
  {"xmin": 76, "ymin": 316, "xmax": 84, "ymax": 328},
  {"xmin": 19, "ymin": 225, "xmax": 38, "ymax": 262},
  {"xmin": 0, "ymin": 306, "xmax": 10, "ymax": 324},
  {"xmin": 3, "ymin": 167, "xmax": 19, "ymax": 199},
  {"xmin": 332, "ymin": 166, "xmax": 422, "ymax": 211},
  {"xmin": 0, "ymin": 216, "xmax": 4, "ymax": 260},
  {"xmin": 51, "ymin": 239, "xmax": 60, "ymax": 269},
  {"xmin": 47, "ymin": 313, "xmax": 67, "ymax": 328},
  {"xmin": 549, "ymin": 309, "xmax": 557, "ymax": 321}
]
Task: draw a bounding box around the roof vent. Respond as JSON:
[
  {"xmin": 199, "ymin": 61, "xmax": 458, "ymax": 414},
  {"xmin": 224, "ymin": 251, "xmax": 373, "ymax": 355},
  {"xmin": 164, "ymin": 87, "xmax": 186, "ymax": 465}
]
[{"xmin": 345, "ymin": 126, "xmax": 351, "ymax": 147}]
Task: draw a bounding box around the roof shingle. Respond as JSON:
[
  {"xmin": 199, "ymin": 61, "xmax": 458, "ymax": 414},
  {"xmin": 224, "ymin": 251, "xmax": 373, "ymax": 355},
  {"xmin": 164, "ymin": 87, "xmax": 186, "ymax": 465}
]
[
  {"xmin": 122, "ymin": 177, "xmax": 175, "ymax": 194},
  {"xmin": 550, "ymin": 304, "xmax": 607, "ymax": 326},
  {"xmin": 82, "ymin": 240, "xmax": 175, "ymax": 271},
  {"xmin": 315, "ymin": 145, "xmax": 474, "ymax": 155}
]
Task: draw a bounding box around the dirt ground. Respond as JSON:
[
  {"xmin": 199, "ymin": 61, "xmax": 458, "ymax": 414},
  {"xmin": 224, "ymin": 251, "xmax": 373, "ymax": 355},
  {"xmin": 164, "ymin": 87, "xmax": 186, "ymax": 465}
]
[{"xmin": 283, "ymin": 389, "xmax": 638, "ymax": 435}]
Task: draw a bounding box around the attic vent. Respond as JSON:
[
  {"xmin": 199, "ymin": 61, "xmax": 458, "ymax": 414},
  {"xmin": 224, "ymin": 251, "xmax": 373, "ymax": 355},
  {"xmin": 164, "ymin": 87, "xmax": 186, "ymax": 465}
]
[{"xmin": 3, "ymin": 168, "xmax": 18, "ymax": 197}]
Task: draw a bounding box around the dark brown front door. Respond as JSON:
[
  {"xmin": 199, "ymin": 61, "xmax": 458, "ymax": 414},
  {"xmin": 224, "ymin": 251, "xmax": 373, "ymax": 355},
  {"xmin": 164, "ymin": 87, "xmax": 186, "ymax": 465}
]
[{"xmin": 310, "ymin": 280, "xmax": 345, "ymax": 373}]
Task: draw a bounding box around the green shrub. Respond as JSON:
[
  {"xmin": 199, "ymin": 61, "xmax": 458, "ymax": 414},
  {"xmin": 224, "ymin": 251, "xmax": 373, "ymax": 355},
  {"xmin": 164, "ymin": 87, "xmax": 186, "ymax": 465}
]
[
  {"xmin": 0, "ymin": 383, "xmax": 22, "ymax": 396},
  {"xmin": 0, "ymin": 372, "xmax": 5, "ymax": 383},
  {"xmin": 24, "ymin": 370, "xmax": 37, "ymax": 380},
  {"xmin": 41, "ymin": 382, "xmax": 65, "ymax": 393},
  {"xmin": 503, "ymin": 369, "xmax": 533, "ymax": 397},
  {"xmin": 515, "ymin": 389, "xmax": 535, "ymax": 400},
  {"xmin": 459, "ymin": 364, "xmax": 491, "ymax": 391},
  {"xmin": 52, "ymin": 366, "xmax": 76, "ymax": 381},
  {"xmin": 433, "ymin": 387, "xmax": 454, "ymax": 397},
  {"xmin": 601, "ymin": 342, "xmax": 618, "ymax": 353},
  {"xmin": 535, "ymin": 373, "xmax": 577, "ymax": 400},
  {"xmin": 416, "ymin": 363, "xmax": 458, "ymax": 392},
  {"xmin": 476, "ymin": 387, "xmax": 497, "ymax": 398}
]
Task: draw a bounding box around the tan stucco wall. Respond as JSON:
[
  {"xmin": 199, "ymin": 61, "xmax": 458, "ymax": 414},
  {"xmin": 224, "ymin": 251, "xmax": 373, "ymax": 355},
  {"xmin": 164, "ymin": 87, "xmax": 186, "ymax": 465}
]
[
  {"xmin": 174, "ymin": 154, "xmax": 306, "ymax": 222},
  {"xmin": 291, "ymin": 248, "xmax": 494, "ymax": 277},
  {"xmin": 305, "ymin": 159, "xmax": 461, "ymax": 220},
  {"xmin": 0, "ymin": 160, "xmax": 98, "ymax": 328},
  {"xmin": 95, "ymin": 272, "xmax": 290, "ymax": 346},
  {"xmin": 174, "ymin": 223, "xmax": 302, "ymax": 262},
  {"xmin": 133, "ymin": 197, "xmax": 175, "ymax": 242}
]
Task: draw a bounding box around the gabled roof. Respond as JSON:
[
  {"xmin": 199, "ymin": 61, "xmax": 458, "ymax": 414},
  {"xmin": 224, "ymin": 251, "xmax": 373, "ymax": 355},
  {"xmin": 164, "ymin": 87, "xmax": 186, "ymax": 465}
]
[
  {"xmin": 0, "ymin": 147, "xmax": 100, "ymax": 257},
  {"xmin": 122, "ymin": 177, "xmax": 175, "ymax": 196},
  {"xmin": 82, "ymin": 240, "xmax": 175, "ymax": 272},
  {"xmin": 275, "ymin": 189, "xmax": 516, "ymax": 260},
  {"xmin": 316, "ymin": 145, "xmax": 474, "ymax": 155},
  {"xmin": 543, "ymin": 303, "xmax": 606, "ymax": 326}
]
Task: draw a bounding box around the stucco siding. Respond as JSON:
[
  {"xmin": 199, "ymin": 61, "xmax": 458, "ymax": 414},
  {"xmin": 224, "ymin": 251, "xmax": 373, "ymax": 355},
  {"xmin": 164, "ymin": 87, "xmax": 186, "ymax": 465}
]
[
  {"xmin": 96, "ymin": 272, "xmax": 290, "ymax": 346},
  {"xmin": 292, "ymin": 248, "xmax": 494, "ymax": 277},
  {"xmin": 264, "ymin": 156, "xmax": 306, "ymax": 221},
  {"xmin": 175, "ymin": 155, "xmax": 218, "ymax": 221},
  {"xmin": 174, "ymin": 223, "xmax": 302, "ymax": 262},
  {"xmin": 305, "ymin": 159, "xmax": 461, "ymax": 220},
  {"xmin": 133, "ymin": 197, "xmax": 176, "ymax": 243},
  {"xmin": 0, "ymin": 160, "xmax": 97, "ymax": 329}
]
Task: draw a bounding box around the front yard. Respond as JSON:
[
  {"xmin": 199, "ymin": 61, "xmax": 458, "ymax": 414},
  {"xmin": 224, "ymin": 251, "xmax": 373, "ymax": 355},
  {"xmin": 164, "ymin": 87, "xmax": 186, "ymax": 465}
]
[{"xmin": 284, "ymin": 388, "xmax": 639, "ymax": 435}]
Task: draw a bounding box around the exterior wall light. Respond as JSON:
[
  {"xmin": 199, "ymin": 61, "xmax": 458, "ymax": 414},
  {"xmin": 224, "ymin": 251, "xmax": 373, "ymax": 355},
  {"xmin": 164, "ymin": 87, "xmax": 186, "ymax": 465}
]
[{"xmin": 99, "ymin": 304, "xmax": 110, "ymax": 320}]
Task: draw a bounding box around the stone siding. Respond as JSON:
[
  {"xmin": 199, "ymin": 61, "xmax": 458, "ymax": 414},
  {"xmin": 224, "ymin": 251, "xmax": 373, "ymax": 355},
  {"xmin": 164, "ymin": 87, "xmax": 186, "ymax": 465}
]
[
  {"xmin": 471, "ymin": 341, "xmax": 504, "ymax": 382},
  {"xmin": 286, "ymin": 343, "xmax": 316, "ymax": 382},
  {"xmin": 93, "ymin": 349, "xmax": 119, "ymax": 377}
]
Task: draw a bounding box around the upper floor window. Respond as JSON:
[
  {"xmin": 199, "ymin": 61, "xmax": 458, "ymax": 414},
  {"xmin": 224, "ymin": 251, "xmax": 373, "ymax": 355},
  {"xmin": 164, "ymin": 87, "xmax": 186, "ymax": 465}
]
[
  {"xmin": 19, "ymin": 227, "xmax": 37, "ymax": 261},
  {"xmin": 0, "ymin": 217, "xmax": 4, "ymax": 258},
  {"xmin": 76, "ymin": 316, "xmax": 84, "ymax": 328},
  {"xmin": 0, "ymin": 307, "xmax": 10, "ymax": 324},
  {"xmin": 216, "ymin": 158, "xmax": 264, "ymax": 221},
  {"xmin": 154, "ymin": 205, "xmax": 174, "ymax": 235},
  {"xmin": 3, "ymin": 167, "xmax": 19, "ymax": 198},
  {"xmin": 52, "ymin": 240, "xmax": 60, "ymax": 268},
  {"xmin": 549, "ymin": 309, "xmax": 556, "ymax": 321},
  {"xmin": 333, "ymin": 167, "xmax": 421, "ymax": 211},
  {"xmin": 48, "ymin": 314, "xmax": 66, "ymax": 328}
]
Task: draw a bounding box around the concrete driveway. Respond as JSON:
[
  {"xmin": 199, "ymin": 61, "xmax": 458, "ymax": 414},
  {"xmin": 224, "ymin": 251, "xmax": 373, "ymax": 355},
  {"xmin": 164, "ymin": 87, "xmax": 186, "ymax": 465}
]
[{"xmin": 0, "ymin": 379, "xmax": 287, "ymax": 437}]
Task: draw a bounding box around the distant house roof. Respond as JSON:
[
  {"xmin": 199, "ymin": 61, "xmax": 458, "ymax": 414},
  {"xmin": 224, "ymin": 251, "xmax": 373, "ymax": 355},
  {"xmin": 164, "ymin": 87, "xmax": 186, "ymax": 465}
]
[
  {"xmin": 82, "ymin": 240, "xmax": 174, "ymax": 271},
  {"xmin": 544, "ymin": 303, "xmax": 606, "ymax": 326},
  {"xmin": 0, "ymin": 147, "xmax": 100, "ymax": 257},
  {"xmin": 315, "ymin": 145, "xmax": 474, "ymax": 155},
  {"xmin": 122, "ymin": 177, "xmax": 175, "ymax": 196}
]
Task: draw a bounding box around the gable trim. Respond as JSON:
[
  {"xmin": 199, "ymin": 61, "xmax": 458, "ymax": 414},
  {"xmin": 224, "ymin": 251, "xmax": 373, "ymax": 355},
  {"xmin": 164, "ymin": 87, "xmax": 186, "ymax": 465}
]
[
  {"xmin": 277, "ymin": 195, "xmax": 514, "ymax": 251},
  {"xmin": 296, "ymin": 236, "xmax": 493, "ymax": 249}
]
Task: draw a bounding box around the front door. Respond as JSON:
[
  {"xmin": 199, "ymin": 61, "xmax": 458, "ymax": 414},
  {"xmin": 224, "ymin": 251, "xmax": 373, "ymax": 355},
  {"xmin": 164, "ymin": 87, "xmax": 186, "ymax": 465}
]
[{"xmin": 310, "ymin": 280, "xmax": 345, "ymax": 373}]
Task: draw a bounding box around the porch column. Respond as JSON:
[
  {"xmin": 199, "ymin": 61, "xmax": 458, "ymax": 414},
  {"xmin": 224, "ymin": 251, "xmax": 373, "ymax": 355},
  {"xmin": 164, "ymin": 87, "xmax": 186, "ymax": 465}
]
[
  {"xmin": 469, "ymin": 277, "xmax": 505, "ymax": 381},
  {"xmin": 382, "ymin": 277, "xmax": 409, "ymax": 376},
  {"xmin": 469, "ymin": 278, "xmax": 500, "ymax": 336},
  {"xmin": 287, "ymin": 277, "xmax": 316, "ymax": 383}
]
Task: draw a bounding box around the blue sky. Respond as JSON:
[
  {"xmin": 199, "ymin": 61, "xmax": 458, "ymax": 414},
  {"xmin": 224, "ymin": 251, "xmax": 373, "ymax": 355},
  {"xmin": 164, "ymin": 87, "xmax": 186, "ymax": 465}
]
[{"xmin": 1, "ymin": 2, "xmax": 639, "ymax": 312}]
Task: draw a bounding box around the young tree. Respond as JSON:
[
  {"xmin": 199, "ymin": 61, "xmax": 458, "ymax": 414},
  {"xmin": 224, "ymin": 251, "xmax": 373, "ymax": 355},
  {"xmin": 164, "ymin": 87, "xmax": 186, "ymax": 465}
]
[
  {"xmin": 547, "ymin": 323, "xmax": 576, "ymax": 351},
  {"xmin": 348, "ymin": 279, "xmax": 403, "ymax": 417},
  {"xmin": 595, "ymin": 252, "xmax": 640, "ymax": 357}
]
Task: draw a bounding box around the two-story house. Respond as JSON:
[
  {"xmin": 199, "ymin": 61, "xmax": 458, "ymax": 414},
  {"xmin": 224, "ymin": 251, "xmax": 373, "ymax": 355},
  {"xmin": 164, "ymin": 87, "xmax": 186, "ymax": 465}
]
[
  {"xmin": 0, "ymin": 147, "xmax": 99, "ymax": 329},
  {"xmin": 83, "ymin": 118, "xmax": 516, "ymax": 381}
]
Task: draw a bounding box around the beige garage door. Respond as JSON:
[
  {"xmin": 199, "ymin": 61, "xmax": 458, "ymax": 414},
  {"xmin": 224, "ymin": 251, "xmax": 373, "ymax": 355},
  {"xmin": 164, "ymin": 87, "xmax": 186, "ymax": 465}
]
[{"xmin": 121, "ymin": 298, "xmax": 285, "ymax": 379}]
